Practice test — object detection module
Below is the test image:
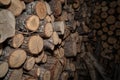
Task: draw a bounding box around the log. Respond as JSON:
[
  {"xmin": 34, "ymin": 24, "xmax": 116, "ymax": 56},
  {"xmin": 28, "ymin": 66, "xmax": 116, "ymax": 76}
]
[
  {"xmin": 26, "ymin": 1, "xmax": 47, "ymax": 20},
  {"xmin": 72, "ymin": 0, "xmax": 80, "ymax": 9},
  {"xmin": 116, "ymin": 30, "xmax": 120, "ymax": 36},
  {"xmin": 64, "ymin": 41, "xmax": 77, "ymax": 57},
  {"xmin": 24, "ymin": 65, "xmax": 40, "ymax": 78},
  {"xmin": 41, "ymin": 56, "xmax": 63, "ymax": 80},
  {"xmin": 102, "ymin": 27, "xmax": 108, "ymax": 33},
  {"xmin": 51, "ymin": 31, "xmax": 59, "ymax": 45},
  {"xmin": 8, "ymin": 33, "xmax": 24, "ymax": 48},
  {"xmin": 38, "ymin": 22, "xmax": 53, "ymax": 38},
  {"xmin": 24, "ymin": 56, "xmax": 35, "ymax": 71},
  {"xmin": 8, "ymin": 49, "xmax": 27, "ymax": 68},
  {"xmin": 101, "ymin": 6, "xmax": 108, "ymax": 12},
  {"xmin": 8, "ymin": 0, "xmax": 23, "ymax": 16},
  {"xmin": 53, "ymin": 21, "xmax": 65, "ymax": 35},
  {"xmin": 21, "ymin": 35, "xmax": 43, "ymax": 55},
  {"xmin": 35, "ymin": 51, "xmax": 45, "ymax": 64},
  {"xmin": 54, "ymin": 47, "xmax": 64, "ymax": 59},
  {"xmin": 102, "ymin": 42, "xmax": 109, "ymax": 48},
  {"xmin": 93, "ymin": 23, "xmax": 100, "ymax": 29},
  {"xmin": 45, "ymin": 15, "xmax": 52, "ymax": 23},
  {"xmin": 102, "ymin": 22, "xmax": 107, "ymax": 27},
  {"xmin": 59, "ymin": 72, "xmax": 69, "ymax": 80},
  {"xmin": 101, "ymin": 12, "xmax": 108, "ymax": 19},
  {"xmin": 108, "ymin": 8, "xmax": 115, "ymax": 15},
  {"xmin": 109, "ymin": 25, "xmax": 116, "ymax": 31},
  {"xmin": 101, "ymin": 1, "xmax": 107, "ymax": 7},
  {"xmin": 101, "ymin": 34, "xmax": 107, "ymax": 41},
  {"xmin": 38, "ymin": 67, "xmax": 51, "ymax": 80},
  {"xmin": 108, "ymin": 30, "xmax": 113, "ymax": 36},
  {"xmin": 0, "ymin": 10, "xmax": 15, "ymax": 43},
  {"xmin": 117, "ymin": 0, "xmax": 120, "ymax": 6},
  {"xmin": 43, "ymin": 39, "xmax": 55, "ymax": 50},
  {"xmin": 9, "ymin": 69, "xmax": 23, "ymax": 80},
  {"xmin": 56, "ymin": 11, "xmax": 68, "ymax": 21},
  {"xmin": 108, "ymin": 37, "xmax": 117, "ymax": 45},
  {"xmin": 106, "ymin": 15, "xmax": 116, "ymax": 24},
  {"xmin": 115, "ymin": 21, "xmax": 120, "ymax": 28},
  {"xmin": 16, "ymin": 14, "xmax": 40, "ymax": 32},
  {"xmin": 0, "ymin": 62, "xmax": 8, "ymax": 78},
  {"xmin": 0, "ymin": 0, "xmax": 11, "ymax": 6},
  {"xmin": 49, "ymin": 0, "xmax": 62, "ymax": 17},
  {"xmin": 41, "ymin": 53, "xmax": 47, "ymax": 63},
  {"xmin": 21, "ymin": 1, "xmax": 26, "ymax": 10},
  {"xmin": 109, "ymin": 1, "xmax": 117, "ymax": 8},
  {"xmin": 45, "ymin": 2, "xmax": 52, "ymax": 15}
]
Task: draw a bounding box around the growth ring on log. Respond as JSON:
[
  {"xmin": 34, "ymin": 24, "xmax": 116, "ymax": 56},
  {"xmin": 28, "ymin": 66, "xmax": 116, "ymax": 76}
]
[{"xmin": 28, "ymin": 35, "xmax": 43, "ymax": 55}]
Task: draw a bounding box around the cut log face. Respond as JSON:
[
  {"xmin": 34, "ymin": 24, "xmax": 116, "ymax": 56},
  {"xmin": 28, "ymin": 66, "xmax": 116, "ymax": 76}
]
[
  {"xmin": 35, "ymin": 51, "xmax": 44, "ymax": 64},
  {"xmin": 26, "ymin": 15, "xmax": 40, "ymax": 31},
  {"xmin": 64, "ymin": 41, "xmax": 77, "ymax": 57},
  {"xmin": 0, "ymin": 62, "xmax": 8, "ymax": 78},
  {"xmin": 39, "ymin": 67, "xmax": 51, "ymax": 80},
  {"xmin": 8, "ymin": 0, "xmax": 23, "ymax": 16},
  {"xmin": 0, "ymin": 0, "xmax": 11, "ymax": 5},
  {"xmin": 26, "ymin": 1, "xmax": 47, "ymax": 20},
  {"xmin": 28, "ymin": 35, "xmax": 43, "ymax": 55},
  {"xmin": 51, "ymin": 31, "xmax": 59, "ymax": 45},
  {"xmin": 10, "ymin": 33, "xmax": 24, "ymax": 48},
  {"xmin": 39, "ymin": 22, "xmax": 53, "ymax": 38},
  {"xmin": 106, "ymin": 16, "xmax": 116, "ymax": 24},
  {"xmin": 24, "ymin": 57, "xmax": 35, "ymax": 71},
  {"xmin": 9, "ymin": 69, "xmax": 23, "ymax": 80},
  {"xmin": 0, "ymin": 10, "xmax": 15, "ymax": 43},
  {"xmin": 9, "ymin": 49, "xmax": 27, "ymax": 68},
  {"xmin": 41, "ymin": 54, "xmax": 47, "ymax": 63},
  {"xmin": 16, "ymin": 14, "xmax": 40, "ymax": 32},
  {"xmin": 53, "ymin": 21, "xmax": 65, "ymax": 35}
]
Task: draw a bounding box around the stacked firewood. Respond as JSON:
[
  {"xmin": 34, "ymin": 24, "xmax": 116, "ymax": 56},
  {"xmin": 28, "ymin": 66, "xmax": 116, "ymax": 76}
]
[
  {"xmin": 90, "ymin": 0, "xmax": 120, "ymax": 78},
  {"xmin": 0, "ymin": 0, "xmax": 86, "ymax": 80}
]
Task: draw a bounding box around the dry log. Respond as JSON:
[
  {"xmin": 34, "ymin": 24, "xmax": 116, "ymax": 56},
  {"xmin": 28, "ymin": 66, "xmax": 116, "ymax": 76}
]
[
  {"xmin": 41, "ymin": 56, "xmax": 63, "ymax": 80},
  {"xmin": 21, "ymin": 35, "xmax": 43, "ymax": 55},
  {"xmin": 43, "ymin": 39, "xmax": 55, "ymax": 50},
  {"xmin": 54, "ymin": 47, "xmax": 64, "ymax": 59},
  {"xmin": 93, "ymin": 23, "xmax": 100, "ymax": 29},
  {"xmin": 59, "ymin": 72, "xmax": 69, "ymax": 80},
  {"xmin": 102, "ymin": 27, "xmax": 108, "ymax": 33},
  {"xmin": 0, "ymin": 62, "xmax": 8, "ymax": 78},
  {"xmin": 109, "ymin": 1, "xmax": 117, "ymax": 8},
  {"xmin": 38, "ymin": 22, "xmax": 53, "ymax": 38},
  {"xmin": 16, "ymin": 14, "xmax": 40, "ymax": 32},
  {"xmin": 45, "ymin": 2, "xmax": 52, "ymax": 15},
  {"xmin": 101, "ymin": 34, "xmax": 107, "ymax": 41},
  {"xmin": 56, "ymin": 11, "xmax": 68, "ymax": 21},
  {"xmin": 8, "ymin": 33, "xmax": 24, "ymax": 48},
  {"xmin": 35, "ymin": 51, "xmax": 45, "ymax": 64},
  {"xmin": 64, "ymin": 41, "xmax": 77, "ymax": 57},
  {"xmin": 72, "ymin": 0, "xmax": 80, "ymax": 9},
  {"xmin": 53, "ymin": 21, "xmax": 65, "ymax": 35},
  {"xmin": 38, "ymin": 67, "xmax": 51, "ymax": 80},
  {"xmin": 8, "ymin": 0, "xmax": 24, "ymax": 16},
  {"xmin": 26, "ymin": 1, "xmax": 47, "ymax": 20},
  {"xmin": 49, "ymin": 0, "xmax": 62, "ymax": 17},
  {"xmin": 0, "ymin": 0, "xmax": 11, "ymax": 6},
  {"xmin": 45, "ymin": 15, "xmax": 52, "ymax": 23},
  {"xmin": 106, "ymin": 15, "xmax": 116, "ymax": 24},
  {"xmin": 109, "ymin": 25, "xmax": 116, "ymax": 31},
  {"xmin": 0, "ymin": 9, "xmax": 15, "ymax": 43},
  {"xmin": 9, "ymin": 69, "xmax": 23, "ymax": 80},
  {"xmin": 24, "ymin": 65, "xmax": 40, "ymax": 78},
  {"xmin": 108, "ymin": 8, "xmax": 115, "ymax": 15},
  {"xmin": 41, "ymin": 53, "xmax": 47, "ymax": 63},
  {"xmin": 8, "ymin": 49, "xmax": 27, "ymax": 68},
  {"xmin": 108, "ymin": 37, "xmax": 117, "ymax": 45},
  {"xmin": 24, "ymin": 56, "xmax": 35, "ymax": 71},
  {"xmin": 115, "ymin": 21, "xmax": 120, "ymax": 28},
  {"xmin": 108, "ymin": 30, "xmax": 113, "ymax": 36},
  {"xmin": 101, "ymin": 12, "xmax": 108, "ymax": 19},
  {"xmin": 116, "ymin": 30, "xmax": 120, "ymax": 36}
]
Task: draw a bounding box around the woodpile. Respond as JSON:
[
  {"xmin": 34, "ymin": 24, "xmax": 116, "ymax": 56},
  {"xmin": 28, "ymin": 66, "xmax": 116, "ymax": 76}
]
[{"xmin": 0, "ymin": 0, "xmax": 84, "ymax": 80}]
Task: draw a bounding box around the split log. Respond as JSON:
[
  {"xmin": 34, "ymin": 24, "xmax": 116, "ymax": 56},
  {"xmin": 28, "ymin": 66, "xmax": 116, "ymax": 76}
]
[
  {"xmin": 24, "ymin": 65, "xmax": 40, "ymax": 78},
  {"xmin": 116, "ymin": 30, "xmax": 120, "ymax": 36},
  {"xmin": 41, "ymin": 56, "xmax": 63, "ymax": 80},
  {"xmin": 117, "ymin": 0, "xmax": 120, "ymax": 6},
  {"xmin": 93, "ymin": 23, "xmax": 100, "ymax": 29},
  {"xmin": 53, "ymin": 21, "xmax": 65, "ymax": 35},
  {"xmin": 106, "ymin": 15, "xmax": 116, "ymax": 24},
  {"xmin": 26, "ymin": 1, "xmax": 47, "ymax": 20},
  {"xmin": 8, "ymin": 49, "xmax": 27, "ymax": 68},
  {"xmin": 51, "ymin": 31, "xmax": 59, "ymax": 45},
  {"xmin": 38, "ymin": 22, "xmax": 53, "ymax": 38},
  {"xmin": 41, "ymin": 53, "xmax": 47, "ymax": 63},
  {"xmin": 35, "ymin": 51, "xmax": 45, "ymax": 64},
  {"xmin": 0, "ymin": 0, "xmax": 11, "ymax": 6},
  {"xmin": 0, "ymin": 62, "xmax": 8, "ymax": 78},
  {"xmin": 49, "ymin": 0, "xmax": 62, "ymax": 17},
  {"xmin": 21, "ymin": 35, "xmax": 43, "ymax": 55},
  {"xmin": 54, "ymin": 47, "xmax": 64, "ymax": 59},
  {"xmin": 43, "ymin": 39, "xmax": 55, "ymax": 50},
  {"xmin": 102, "ymin": 27, "xmax": 108, "ymax": 33},
  {"xmin": 24, "ymin": 56, "xmax": 35, "ymax": 71},
  {"xmin": 16, "ymin": 14, "xmax": 40, "ymax": 32},
  {"xmin": 8, "ymin": 33, "xmax": 24, "ymax": 48},
  {"xmin": 8, "ymin": 0, "xmax": 24, "ymax": 16},
  {"xmin": 45, "ymin": 2, "xmax": 52, "ymax": 15},
  {"xmin": 0, "ymin": 9, "xmax": 15, "ymax": 43},
  {"xmin": 9, "ymin": 69, "xmax": 23, "ymax": 80},
  {"xmin": 64, "ymin": 41, "xmax": 77, "ymax": 57},
  {"xmin": 38, "ymin": 67, "xmax": 51, "ymax": 80},
  {"xmin": 109, "ymin": 25, "xmax": 116, "ymax": 31},
  {"xmin": 59, "ymin": 72, "xmax": 69, "ymax": 80}
]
